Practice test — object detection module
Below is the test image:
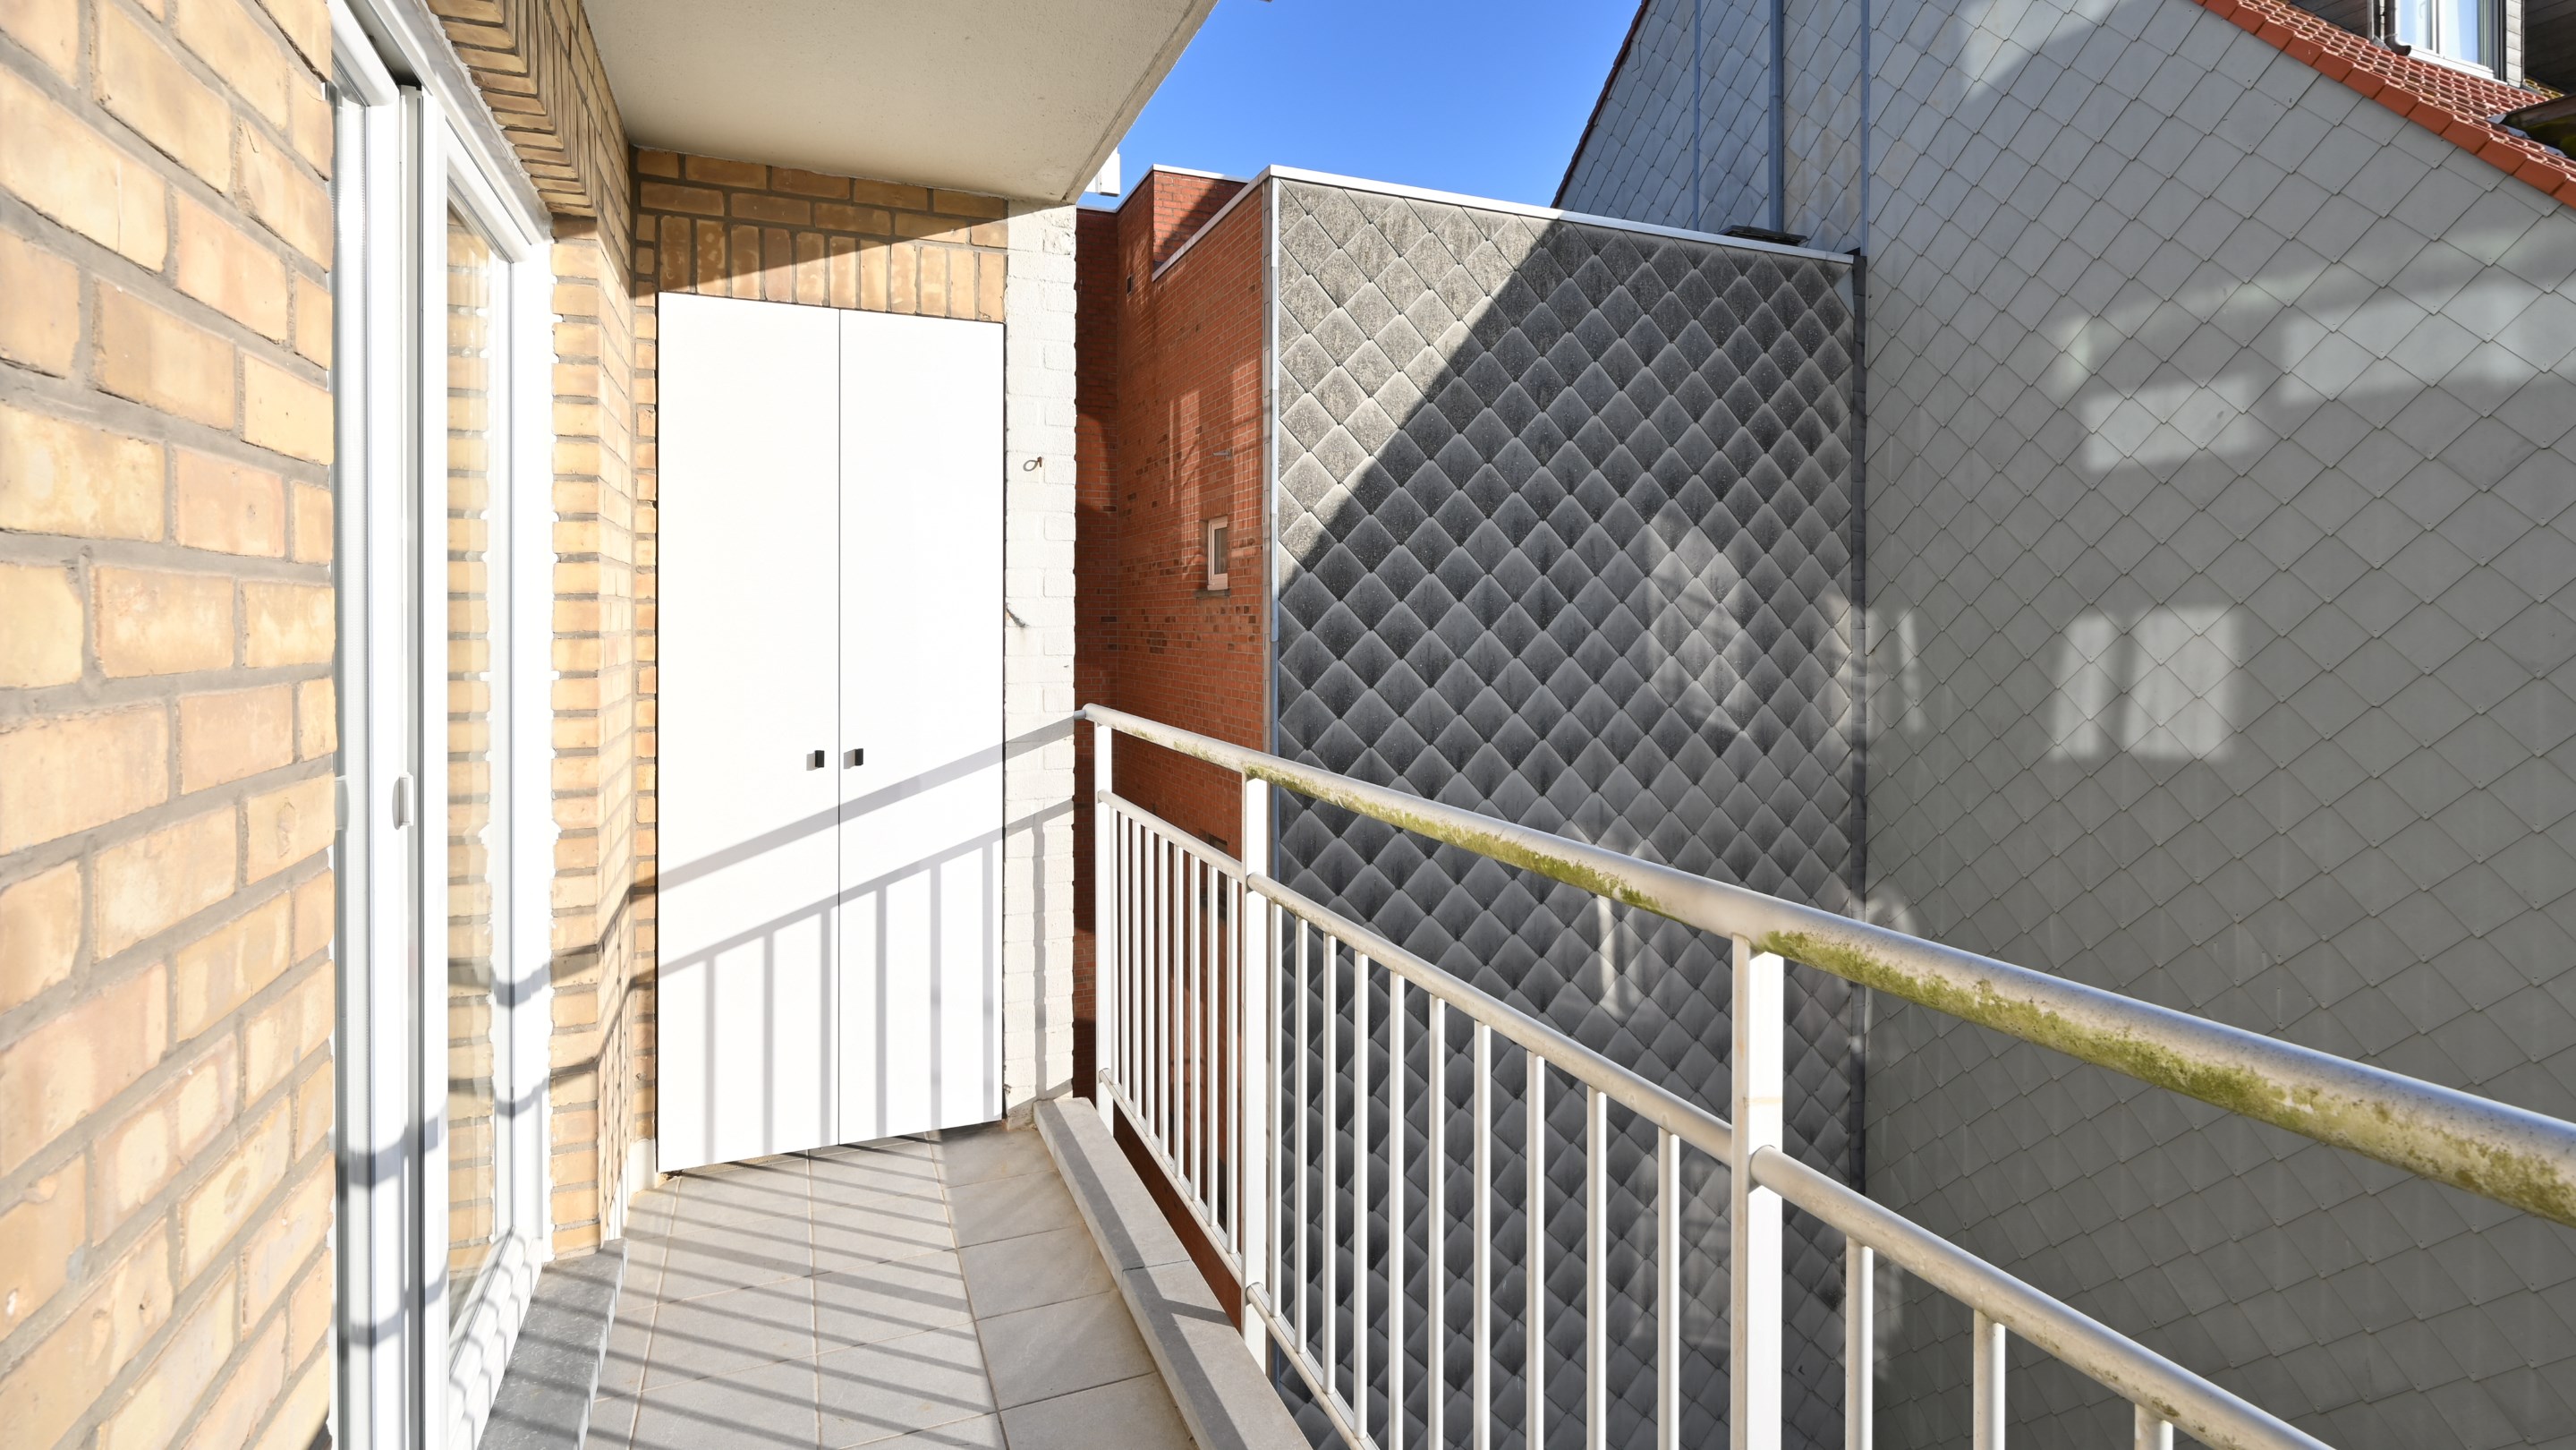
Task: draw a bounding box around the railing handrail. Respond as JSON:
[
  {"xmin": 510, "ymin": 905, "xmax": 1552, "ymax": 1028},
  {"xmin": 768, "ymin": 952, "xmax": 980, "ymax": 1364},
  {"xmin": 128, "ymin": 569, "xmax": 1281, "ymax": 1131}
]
[{"xmin": 1082, "ymin": 703, "xmax": 2576, "ymax": 1232}]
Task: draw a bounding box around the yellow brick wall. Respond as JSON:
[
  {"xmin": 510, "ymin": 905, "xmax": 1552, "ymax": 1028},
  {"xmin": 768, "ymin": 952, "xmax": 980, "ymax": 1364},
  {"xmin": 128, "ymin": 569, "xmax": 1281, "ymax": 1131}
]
[
  {"xmin": 0, "ymin": 1, "xmax": 336, "ymax": 1448},
  {"xmin": 635, "ymin": 151, "xmax": 1011, "ymax": 320},
  {"xmin": 428, "ymin": 0, "xmax": 644, "ymax": 1255},
  {"xmin": 544, "ymin": 219, "xmax": 641, "ymax": 1251},
  {"xmin": 429, "ymin": 0, "xmax": 626, "ymax": 254}
]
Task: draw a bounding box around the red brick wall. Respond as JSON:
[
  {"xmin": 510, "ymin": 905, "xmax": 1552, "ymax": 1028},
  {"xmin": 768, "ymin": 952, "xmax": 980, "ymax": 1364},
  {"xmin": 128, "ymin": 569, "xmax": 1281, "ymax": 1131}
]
[
  {"xmin": 1071, "ymin": 171, "xmax": 1268, "ymax": 1094},
  {"xmin": 1094, "ymin": 171, "xmax": 1268, "ymax": 846}
]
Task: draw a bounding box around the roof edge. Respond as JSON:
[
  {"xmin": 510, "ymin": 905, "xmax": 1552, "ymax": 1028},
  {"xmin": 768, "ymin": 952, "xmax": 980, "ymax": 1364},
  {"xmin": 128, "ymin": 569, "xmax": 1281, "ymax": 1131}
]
[
  {"xmin": 1548, "ymin": 0, "xmax": 2574, "ymax": 219},
  {"xmin": 1553, "ymin": 0, "xmax": 1655, "ymax": 209},
  {"xmin": 2188, "ymin": 0, "xmax": 2575, "ymax": 207},
  {"xmin": 1152, "ymin": 163, "xmax": 1858, "ymax": 283}
]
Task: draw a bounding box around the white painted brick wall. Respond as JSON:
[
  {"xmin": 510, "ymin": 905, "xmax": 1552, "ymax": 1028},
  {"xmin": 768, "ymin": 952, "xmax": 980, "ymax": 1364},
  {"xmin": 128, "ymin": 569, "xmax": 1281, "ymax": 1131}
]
[{"xmin": 1002, "ymin": 202, "xmax": 1080, "ymax": 1122}]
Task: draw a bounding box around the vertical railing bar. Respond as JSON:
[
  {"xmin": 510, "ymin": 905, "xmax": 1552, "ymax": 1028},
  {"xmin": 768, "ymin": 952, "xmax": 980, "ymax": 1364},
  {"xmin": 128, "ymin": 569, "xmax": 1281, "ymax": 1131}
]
[
  {"xmin": 1215, "ymin": 870, "xmax": 1225, "ymax": 1225},
  {"xmin": 1244, "ymin": 789, "xmax": 1273, "ymax": 1356},
  {"xmin": 1179, "ymin": 840, "xmax": 1190, "ymax": 1179},
  {"xmin": 1296, "ymin": 916, "xmax": 1312, "ymax": 1353},
  {"xmin": 1428, "ymin": 997, "xmax": 1448, "ymax": 1450},
  {"xmin": 1220, "ymin": 871, "xmax": 1232, "ymax": 1250},
  {"xmin": 2132, "ymin": 1404, "xmax": 2172, "ymax": 1450},
  {"xmin": 1656, "ymin": 1129, "xmax": 1679, "ymax": 1450},
  {"xmin": 1143, "ymin": 832, "xmax": 1154, "ymax": 1137},
  {"xmin": 1123, "ymin": 815, "xmax": 1136, "ymax": 1112},
  {"xmin": 1331, "ymin": 933, "xmax": 1345, "ymax": 1397},
  {"xmin": 1389, "ymin": 973, "xmax": 1407, "ymax": 1450},
  {"xmin": 1354, "ymin": 951, "xmax": 1372, "ymax": 1440},
  {"xmin": 1474, "ymin": 1020, "xmax": 1493, "ymax": 1450},
  {"xmin": 1169, "ymin": 840, "xmax": 1180, "ymax": 1156},
  {"xmin": 1133, "ymin": 819, "xmax": 1144, "ymax": 1120},
  {"xmin": 1216, "ymin": 872, "xmax": 1228, "ymax": 1233},
  {"xmin": 1585, "ymin": 1085, "xmax": 1606, "ymax": 1450},
  {"xmin": 1103, "ymin": 810, "xmax": 1113, "ymax": 1106},
  {"xmin": 1186, "ymin": 855, "xmax": 1201, "ymax": 1199},
  {"xmin": 1141, "ymin": 832, "xmax": 1154, "ymax": 1134},
  {"xmin": 1846, "ymin": 1242, "xmax": 1873, "ymax": 1450},
  {"xmin": 1200, "ymin": 855, "xmax": 1211, "ymax": 1210},
  {"xmin": 1730, "ymin": 938, "xmax": 1784, "ymax": 1450},
  {"xmin": 1194, "ymin": 856, "xmax": 1208, "ymax": 1201},
  {"xmin": 1117, "ymin": 814, "xmax": 1130, "ymax": 1111},
  {"xmin": 1222, "ymin": 872, "xmax": 1237, "ymax": 1252},
  {"xmin": 1241, "ymin": 875, "xmax": 1252, "ymax": 1261},
  {"xmin": 1263, "ymin": 880, "xmax": 1283, "ymax": 1326},
  {"xmin": 1092, "ymin": 721, "xmax": 1117, "ymax": 1129},
  {"xmin": 1526, "ymin": 1050, "xmax": 1546, "ymax": 1450},
  {"xmin": 1972, "ymin": 1310, "xmax": 2005, "ymax": 1450},
  {"xmin": 1197, "ymin": 856, "xmax": 1211, "ymax": 1204},
  {"xmin": 1269, "ymin": 893, "xmax": 1284, "ymax": 1320},
  {"xmin": 1159, "ymin": 834, "xmax": 1169, "ymax": 1154},
  {"xmin": 1134, "ymin": 827, "xmax": 1145, "ymax": 1127}
]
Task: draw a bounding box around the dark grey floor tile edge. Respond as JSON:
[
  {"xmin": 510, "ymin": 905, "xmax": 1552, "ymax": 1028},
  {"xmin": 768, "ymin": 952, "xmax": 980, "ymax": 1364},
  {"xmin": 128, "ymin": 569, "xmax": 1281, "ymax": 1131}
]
[
  {"xmin": 484, "ymin": 1240, "xmax": 631, "ymax": 1450},
  {"xmin": 1033, "ymin": 1099, "xmax": 1306, "ymax": 1450}
]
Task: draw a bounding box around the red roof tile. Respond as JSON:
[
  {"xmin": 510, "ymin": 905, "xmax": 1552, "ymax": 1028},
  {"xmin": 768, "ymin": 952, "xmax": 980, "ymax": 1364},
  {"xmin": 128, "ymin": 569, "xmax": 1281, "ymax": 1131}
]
[{"xmin": 2191, "ymin": 0, "xmax": 2576, "ymax": 204}]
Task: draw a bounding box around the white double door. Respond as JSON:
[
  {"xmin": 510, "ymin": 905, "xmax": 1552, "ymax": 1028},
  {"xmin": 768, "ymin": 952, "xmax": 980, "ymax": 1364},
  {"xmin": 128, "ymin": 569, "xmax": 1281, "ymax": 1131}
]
[{"xmin": 658, "ymin": 294, "xmax": 1005, "ymax": 1172}]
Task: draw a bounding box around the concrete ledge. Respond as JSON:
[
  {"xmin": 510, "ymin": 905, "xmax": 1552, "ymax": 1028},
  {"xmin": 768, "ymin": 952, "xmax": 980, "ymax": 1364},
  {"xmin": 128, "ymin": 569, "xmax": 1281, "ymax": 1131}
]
[
  {"xmin": 482, "ymin": 1241, "xmax": 628, "ymax": 1450},
  {"xmin": 1035, "ymin": 1098, "xmax": 1307, "ymax": 1450}
]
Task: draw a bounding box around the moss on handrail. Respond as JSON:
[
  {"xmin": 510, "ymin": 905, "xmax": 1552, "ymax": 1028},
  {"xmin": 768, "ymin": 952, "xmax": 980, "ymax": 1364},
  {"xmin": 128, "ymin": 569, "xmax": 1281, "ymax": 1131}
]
[
  {"xmin": 1761, "ymin": 926, "xmax": 2576, "ymax": 1231},
  {"xmin": 1085, "ymin": 704, "xmax": 2576, "ymax": 1232}
]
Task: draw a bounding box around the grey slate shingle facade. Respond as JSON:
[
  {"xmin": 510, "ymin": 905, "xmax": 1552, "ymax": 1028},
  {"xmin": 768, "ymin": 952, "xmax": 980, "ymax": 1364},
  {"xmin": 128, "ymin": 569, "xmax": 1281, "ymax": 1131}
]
[{"xmin": 1562, "ymin": 0, "xmax": 2576, "ymax": 1445}]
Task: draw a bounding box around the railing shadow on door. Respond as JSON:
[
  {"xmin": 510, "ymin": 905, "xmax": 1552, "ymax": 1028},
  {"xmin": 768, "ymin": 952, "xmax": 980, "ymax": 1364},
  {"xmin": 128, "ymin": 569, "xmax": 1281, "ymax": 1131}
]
[{"xmin": 651, "ymin": 721, "xmax": 1073, "ymax": 1168}]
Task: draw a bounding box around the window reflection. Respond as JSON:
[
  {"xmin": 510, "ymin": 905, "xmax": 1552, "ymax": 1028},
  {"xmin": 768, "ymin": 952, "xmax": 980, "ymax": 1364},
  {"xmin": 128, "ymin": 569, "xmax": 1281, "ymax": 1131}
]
[
  {"xmin": 2044, "ymin": 606, "xmax": 2247, "ymax": 763},
  {"xmin": 446, "ymin": 209, "xmax": 501, "ymax": 1318}
]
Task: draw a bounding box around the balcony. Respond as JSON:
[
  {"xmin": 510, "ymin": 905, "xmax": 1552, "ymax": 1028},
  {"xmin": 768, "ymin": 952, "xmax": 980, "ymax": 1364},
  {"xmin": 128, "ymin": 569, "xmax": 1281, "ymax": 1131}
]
[
  {"xmin": 585, "ymin": 1123, "xmax": 1269, "ymax": 1450},
  {"xmin": 1069, "ymin": 704, "xmax": 2576, "ymax": 1450}
]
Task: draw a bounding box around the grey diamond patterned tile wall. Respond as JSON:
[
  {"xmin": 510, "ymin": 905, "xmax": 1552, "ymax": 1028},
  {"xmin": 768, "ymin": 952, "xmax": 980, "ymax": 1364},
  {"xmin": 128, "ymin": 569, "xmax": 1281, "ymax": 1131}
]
[{"xmin": 1267, "ymin": 175, "xmax": 1866, "ymax": 1450}]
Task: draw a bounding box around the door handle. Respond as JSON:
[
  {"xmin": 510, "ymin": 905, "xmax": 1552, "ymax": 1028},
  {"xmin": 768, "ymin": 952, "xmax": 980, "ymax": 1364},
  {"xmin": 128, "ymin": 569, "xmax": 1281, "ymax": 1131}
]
[
  {"xmin": 845, "ymin": 748, "xmax": 864, "ymax": 768},
  {"xmin": 807, "ymin": 749, "xmax": 827, "ymax": 770}
]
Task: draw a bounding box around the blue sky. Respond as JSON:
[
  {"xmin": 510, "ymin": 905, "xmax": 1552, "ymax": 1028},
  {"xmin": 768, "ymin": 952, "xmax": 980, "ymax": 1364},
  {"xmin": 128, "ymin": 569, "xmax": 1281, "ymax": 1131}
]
[{"xmin": 1091, "ymin": 0, "xmax": 1640, "ymax": 207}]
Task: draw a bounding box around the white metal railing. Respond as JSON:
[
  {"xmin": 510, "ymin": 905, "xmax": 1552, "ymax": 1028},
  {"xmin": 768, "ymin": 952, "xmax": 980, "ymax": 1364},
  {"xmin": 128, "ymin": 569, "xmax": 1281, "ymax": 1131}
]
[{"xmin": 1083, "ymin": 704, "xmax": 2576, "ymax": 1450}]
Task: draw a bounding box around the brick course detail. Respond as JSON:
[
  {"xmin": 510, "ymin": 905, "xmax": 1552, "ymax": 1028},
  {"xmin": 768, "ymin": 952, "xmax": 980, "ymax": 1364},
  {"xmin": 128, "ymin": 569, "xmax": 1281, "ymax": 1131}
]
[
  {"xmin": 0, "ymin": 2, "xmax": 336, "ymax": 1449},
  {"xmin": 635, "ymin": 149, "xmax": 1010, "ymax": 321}
]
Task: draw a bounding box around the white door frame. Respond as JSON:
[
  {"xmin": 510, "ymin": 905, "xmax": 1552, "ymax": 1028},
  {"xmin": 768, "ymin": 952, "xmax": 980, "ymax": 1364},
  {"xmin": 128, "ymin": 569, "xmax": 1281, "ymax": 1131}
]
[{"xmin": 330, "ymin": 2, "xmax": 556, "ymax": 1445}]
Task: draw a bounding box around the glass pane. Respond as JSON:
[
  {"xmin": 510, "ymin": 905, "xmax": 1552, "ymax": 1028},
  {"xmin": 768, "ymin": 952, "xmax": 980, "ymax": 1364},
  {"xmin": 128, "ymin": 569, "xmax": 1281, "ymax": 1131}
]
[
  {"xmin": 2436, "ymin": 0, "xmax": 2492, "ymax": 64},
  {"xmin": 445, "ymin": 208, "xmax": 502, "ymax": 1317}
]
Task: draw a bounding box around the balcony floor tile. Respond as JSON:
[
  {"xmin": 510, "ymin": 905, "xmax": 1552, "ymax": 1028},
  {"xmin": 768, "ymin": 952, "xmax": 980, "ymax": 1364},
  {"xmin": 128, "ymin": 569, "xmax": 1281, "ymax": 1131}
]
[{"xmin": 595, "ymin": 1122, "xmax": 1190, "ymax": 1450}]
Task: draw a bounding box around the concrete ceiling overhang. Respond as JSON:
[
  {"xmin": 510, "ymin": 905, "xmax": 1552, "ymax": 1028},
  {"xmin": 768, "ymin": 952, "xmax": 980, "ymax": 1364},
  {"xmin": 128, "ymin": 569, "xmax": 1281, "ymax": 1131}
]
[{"xmin": 587, "ymin": 0, "xmax": 1215, "ymax": 204}]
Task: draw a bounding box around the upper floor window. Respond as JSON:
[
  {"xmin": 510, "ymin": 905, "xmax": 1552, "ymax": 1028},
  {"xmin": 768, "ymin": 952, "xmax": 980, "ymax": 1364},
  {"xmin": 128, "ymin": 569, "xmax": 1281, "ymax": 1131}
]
[{"xmin": 2395, "ymin": 0, "xmax": 2502, "ymax": 71}]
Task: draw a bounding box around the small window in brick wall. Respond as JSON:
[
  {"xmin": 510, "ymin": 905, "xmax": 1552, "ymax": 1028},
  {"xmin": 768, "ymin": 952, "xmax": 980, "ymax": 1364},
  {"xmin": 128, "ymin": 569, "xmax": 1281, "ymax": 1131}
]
[{"xmin": 1205, "ymin": 517, "xmax": 1230, "ymax": 592}]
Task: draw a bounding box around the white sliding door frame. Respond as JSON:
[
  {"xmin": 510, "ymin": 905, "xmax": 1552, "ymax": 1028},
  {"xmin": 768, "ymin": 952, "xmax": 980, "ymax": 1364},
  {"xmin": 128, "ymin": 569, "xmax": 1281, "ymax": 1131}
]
[
  {"xmin": 330, "ymin": 2, "xmax": 556, "ymax": 1445},
  {"xmin": 433, "ymin": 115, "xmax": 557, "ymax": 1450},
  {"xmin": 331, "ymin": 30, "xmax": 412, "ymax": 1450}
]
